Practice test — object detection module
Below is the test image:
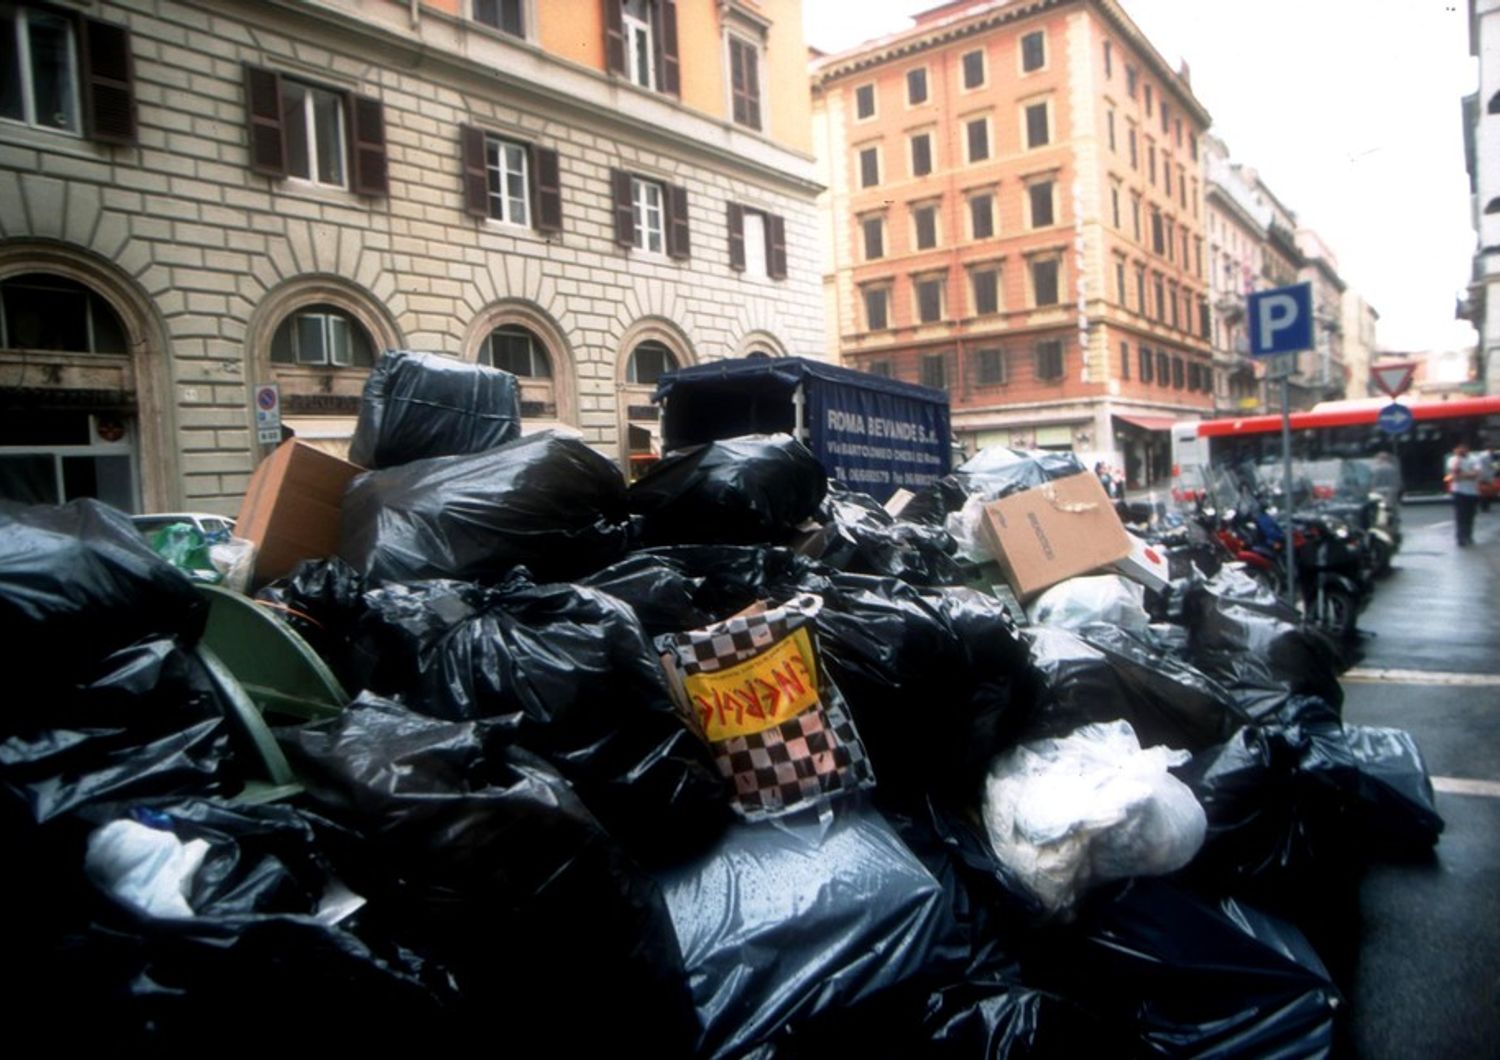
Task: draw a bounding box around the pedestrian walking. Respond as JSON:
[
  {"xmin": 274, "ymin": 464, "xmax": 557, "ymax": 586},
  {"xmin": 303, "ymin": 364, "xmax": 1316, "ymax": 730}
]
[
  {"xmin": 1447, "ymin": 441, "xmax": 1482, "ymax": 547},
  {"xmin": 1094, "ymin": 461, "xmax": 1116, "ymax": 499}
]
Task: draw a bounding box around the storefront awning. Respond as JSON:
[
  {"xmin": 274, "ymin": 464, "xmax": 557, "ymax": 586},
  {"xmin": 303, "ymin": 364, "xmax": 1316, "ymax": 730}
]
[{"xmin": 1113, "ymin": 413, "xmax": 1178, "ymax": 433}]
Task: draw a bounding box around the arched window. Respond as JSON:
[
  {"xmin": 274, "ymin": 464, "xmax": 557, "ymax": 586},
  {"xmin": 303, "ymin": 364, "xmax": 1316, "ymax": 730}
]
[
  {"xmin": 269, "ymin": 303, "xmax": 375, "ymax": 367},
  {"xmin": 627, "ymin": 340, "xmax": 678, "ymax": 384},
  {"xmin": 0, "ymin": 273, "xmax": 127, "ymax": 353},
  {"xmin": 481, "ymin": 324, "xmax": 553, "ymax": 377}
]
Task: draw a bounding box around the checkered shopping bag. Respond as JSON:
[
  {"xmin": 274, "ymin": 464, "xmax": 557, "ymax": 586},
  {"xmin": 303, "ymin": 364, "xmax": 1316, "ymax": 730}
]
[{"xmin": 659, "ymin": 593, "xmax": 875, "ymax": 820}]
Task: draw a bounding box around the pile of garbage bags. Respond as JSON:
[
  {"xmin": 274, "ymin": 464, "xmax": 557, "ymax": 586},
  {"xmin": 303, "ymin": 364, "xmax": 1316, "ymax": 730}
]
[{"xmin": 1, "ymin": 394, "xmax": 1444, "ymax": 1055}]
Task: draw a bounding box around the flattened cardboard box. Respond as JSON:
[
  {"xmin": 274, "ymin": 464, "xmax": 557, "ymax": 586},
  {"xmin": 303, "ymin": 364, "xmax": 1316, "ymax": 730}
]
[
  {"xmin": 979, "ymin": 471, "xmax": 1133, "ymax": 600},
  {"xmin": 235, "ymin": 439, "xmax": 364, "ymax": 583}
]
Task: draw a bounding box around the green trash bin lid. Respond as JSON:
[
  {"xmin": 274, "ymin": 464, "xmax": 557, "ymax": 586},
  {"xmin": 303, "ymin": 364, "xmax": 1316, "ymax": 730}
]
[{"xmin": 197, "ymin": 583, "xmax": 348, "ymax": 724}]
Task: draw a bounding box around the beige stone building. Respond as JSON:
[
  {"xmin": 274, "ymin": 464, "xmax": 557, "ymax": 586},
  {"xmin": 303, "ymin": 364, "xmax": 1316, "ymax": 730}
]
[
  {"xmin": 1202, "ymin": 133, "xmax": 1265, "ymax": 413},
  {"xmin": 0, "ymin": 0, "xmax": 825, "ymax": 514}
]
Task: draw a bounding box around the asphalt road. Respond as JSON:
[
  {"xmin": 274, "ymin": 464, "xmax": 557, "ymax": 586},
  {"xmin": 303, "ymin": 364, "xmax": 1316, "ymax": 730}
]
[{"xmin": 1341, "ymin": 500, "xmax": 1500, "ymax": 1059}]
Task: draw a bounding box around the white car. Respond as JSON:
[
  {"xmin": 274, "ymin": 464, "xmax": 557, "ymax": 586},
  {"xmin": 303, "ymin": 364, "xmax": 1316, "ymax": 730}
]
[{"xmin": 131, "ymin": 512, "xmax": 235, "ymax": 539}]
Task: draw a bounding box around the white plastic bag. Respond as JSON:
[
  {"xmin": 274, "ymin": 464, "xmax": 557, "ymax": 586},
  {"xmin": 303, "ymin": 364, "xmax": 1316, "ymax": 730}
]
[
  {"xmin": 945, "ymin": 493, "xmax": 993, "ymax": 564},
  {"xmin": 1028, "ymin": 574, "xmax": 1150, "ymax": 638},
  {"xmin": 209, "ymin": 535, "xmax": 257, "ymax": 593},
  {"xmin": 981, "ymin": 720, "xmax": 1206, "ymax": 915},
  {"xmin": 84, "ymin": 819, "xmax": 210, "ymax": 919}
]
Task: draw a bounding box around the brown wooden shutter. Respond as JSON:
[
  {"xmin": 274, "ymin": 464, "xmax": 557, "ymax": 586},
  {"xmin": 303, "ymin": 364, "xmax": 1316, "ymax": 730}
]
[
  {"xmin": 727, "ymin": 203, "xmax": 745, "ymax": 271},
  {"xmin": 767, "ymin": 213, "xmax": 787, "ymax": 279},
  {"xmin": 744, "ymin": 40, "xmax": 761, "ymax": 129},
  {"xmin": 80, "ymin": 17, "xmax": 136, "ymax": 145},
  {"xmin": 656, "ymin": 0, "xmax": 680, "ymax": 97},
  {"xmin": 612, "ymin": 169, "xmax": 635, "ymax": 247},
  {"xmin": 666, "ymin": 183, "xmax": 689, "ymax": 259},
  {"xmin": 604, "ymin": 0, "xmax": 626, "ymax": 76},
  {"xmin": 350, "ymin": 94, "xmax": 387, "ymax": 197},
  {"xmin": 460, "ymin": 125, "xmax": 490, "ymax": 217},
  {"xmin": 532, "ymin": 145, "xmax": 562, "ymax": 233},
  {"xmin": 244, "ymin": 65, "xmax": 287, "ymax": 177}
]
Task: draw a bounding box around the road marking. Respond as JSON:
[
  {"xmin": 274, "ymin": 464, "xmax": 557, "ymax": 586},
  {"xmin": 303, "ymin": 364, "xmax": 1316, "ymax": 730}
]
[
  {"xmin": 1433, "ymin": 777, "xmax": 1500, "ymax": 798},
  {"xmin": 1343, "ymin": 668, "xmax": 1500, "ymax": 687}
]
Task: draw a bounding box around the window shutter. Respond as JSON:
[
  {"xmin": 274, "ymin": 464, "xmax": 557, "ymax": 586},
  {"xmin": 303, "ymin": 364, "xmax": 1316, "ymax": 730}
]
[
  {"xmin": 460, "ymin": 125, "xmax": 490, "ymax": 217},
  {"xmin": 666, "ymin": 183, "xmax": 690, "ymax": 259},
  {"xmin": 727, "ymin": 203, "xmax": 745, "ymax": 271},
  {"xmin": 745, "ymin": 44, "xmax": 761, "ymax": 128},
  {"xmin": 244, "ymin": 65, "xmax": 287, "ymax": 178},
  {"xmin": 350, "ymin": 94, "xmax": 388, "ymax": 197},
  {"xmin": 532, "ymin": 146, "xmax": 563, "ymax": 233},
  {"xmin": 656, "ymin": 0, "xmax": 681, "ymax": 97},
  {"xmin": 80, "ymin": 18, "xmax": 136, "ymax": 145},
  {"xmin": 604, "ymin": 0, "xmax": 626, "ymax": 76},
  {"xmin": 767, "ymin": 213, "xmax": 786, "ymax": 279},
  {"xmin": 612, "ymin": 169, "xmax": 635, "ymax": 248}
]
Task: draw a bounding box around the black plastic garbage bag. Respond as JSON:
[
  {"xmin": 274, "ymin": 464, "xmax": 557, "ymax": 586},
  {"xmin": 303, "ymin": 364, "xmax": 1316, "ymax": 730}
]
[
  {"xmin": 629, "ymin": 433, "xmax": 827, "ymax": 546},
  {"xmin": 1314, "ymin": 723, "xmax": 1444, "ymax": 859},
  {"xmin": 256, "ymin": 557, "xmax": 368, "ymax": 690},
  {"xmin": 580, "ymin": 552, "xmax": 712, "ymax": 635},
  {"xmin": 348, "ymin": 349, "xmax": 521, "ymax": 469},
  {"xmin": 0, "ymin": 500, "xmax": 207, "ymax": 686},
  {"xmin": 815, "ymin": 484, "xmax": 964, "ymax": 586},
  {"xmin": 624, "ymin": 544, "xmax": 814, "ymax": 627},
  {"xmin": 655, "ymin": 800, "xmax": 956, "ymax": 1060},
  {"xmin": 782, "ymin": 571, "xmax": 1030, "ymax": 803},
  {"xmin": 1, "ymin": 637, "xmax": 237, "ymax": 824},
  {"xmin": 351, "ymin": 573, "xmax": 728, "ymax": 858},
  {"xmin": 281, "ymin": 695, "xmax": 699, "ymax": 1053},
  {"xmin": 340, "ymin": 430, "xmax": 630, "ymax": 584},
  {"xmin": 1185, "ymin": 569, "xmax": 1344, "ymax": 717},
  {"xmin": 1020, "ymin": 626, "xmax": 1245, "ymax": 753},
  {"xmin": 54, "ymin": 797, "xmax": 446, "ymax": 1050},
  {"xmin": 1023, "ymin": 878, "xmax": 1341, "ymax": 1059}
]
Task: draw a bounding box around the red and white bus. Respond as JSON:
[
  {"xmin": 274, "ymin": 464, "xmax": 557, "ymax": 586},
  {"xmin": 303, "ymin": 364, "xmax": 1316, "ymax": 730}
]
[{"xmin": 1170, "ymin": 395, "xmax": 1500, "ymax": 499}]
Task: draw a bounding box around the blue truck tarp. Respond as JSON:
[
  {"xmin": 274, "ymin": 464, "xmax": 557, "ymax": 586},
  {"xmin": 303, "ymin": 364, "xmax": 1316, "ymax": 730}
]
[{"xmin": 653, "ymin": 357, "xmax": 952, "ymax": 502}]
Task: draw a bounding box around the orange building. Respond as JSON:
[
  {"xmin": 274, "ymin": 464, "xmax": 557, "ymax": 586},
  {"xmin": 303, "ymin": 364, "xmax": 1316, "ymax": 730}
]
[{"xmin": 811, "ymin": 0, "xmax": 1214, "ymax": 489}]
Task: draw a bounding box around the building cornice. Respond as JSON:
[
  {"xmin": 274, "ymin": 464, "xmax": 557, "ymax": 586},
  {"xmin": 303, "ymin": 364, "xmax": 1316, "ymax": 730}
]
[
  {"xmin": 1205, "ymin": 182, "xmax": 1264, "ymax": 237},
  {"xmin": 810, "ymin": 0, "xmax": 1210, "ymax": 128},
  {"xmin": 238, "ymin": 0, "xmax": 822, "ymax": 194}
]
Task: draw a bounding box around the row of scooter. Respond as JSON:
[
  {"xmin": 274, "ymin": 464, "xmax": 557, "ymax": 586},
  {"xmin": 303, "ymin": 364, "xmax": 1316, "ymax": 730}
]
[{"xmin": 1130, "ymin": 459, "xmax": 1401, "ymax": 641}]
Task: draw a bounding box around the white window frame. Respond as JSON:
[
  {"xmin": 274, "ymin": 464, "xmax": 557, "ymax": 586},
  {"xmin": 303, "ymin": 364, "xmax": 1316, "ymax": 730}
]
[
  {"xmin": 1026, "ymin": 178, "xmax": 1056, "ymax": 229},
  {"xmin": 906, "ymin": 65, "xmax": 929, "ymax": 107},
  {"xmin": 911, "ymin": 201, "xmax": 940, "ymax": 251},
  {"xmin": 725, "ymin": 29, "xmax": 764, "ymax": 131},
  {"xmin": 484, "ymin": 323, "xmax": 552, "ymax": 377},
  {"xmin": 960, "ymin": 48, "xmax": 986, "ymax": 91},
  {"xmin": 284, "ymin": 78, "xmax": 348, "ymax": 189},
  {"xmin": 854, "ymin": 80, "xmax": 877, "ymax": 121},
  {"xmin": 969, "ymin": 263, "xmax": 1002, "ymax": 316},
  {"xmin": 623, "ymin": 2, "xmax": 656, "ymax": 91},
  {"xmin": 1028, "ymin": 256, "xmax": 1062, "ymax": 308},
  {"xmin": 861, "ymin": 213, "xmax": 885, "ymax": 261},
  {"xmin": 964, "ymin": 114, "xmax": 991, "ymax": 164},
  {"xmin": 1019, "ymin": 29, "xmax": 1047, "ymax": 74},
  {"xmin": 862, "ymin": 284, "xmax": 891, "ymax": 331},
  {"xmin": 471, "ymin": 0, "xmax": 532, "ymax": 39},
  {"xmin": 857, "ymin": 143, "xmax": 881, "ymax": 188},
  {"xmin": 914, "ymin": 273, "xmax": 945, "ymax": 323},
  {"xmin": 631, "ymin": 175, "xmax": 665, "ymax": 254},
  {"xmin": 909, "ymin": 130, "xmax": 933, "ymax": 177},
  {"xmin": 484, "ymin": 134, "xmax": 530, "ymax": 226},
  {"xmin": 1021, "ymin": 97, "xmax": 1052, "ymax": 150},
  {"xmin": 742, "ymin": 205, "xmax": 769, "ymax": 276},
  {"xmin": 967, "ymin": 190, "xmax": 996, "ymax": 240},
  {"xmin": 292, "ymin": 311, "xmax": 354, "ymax": 366},
  {"xmin": 0, "ymin": 5, "xmax": 82, "ymax": 135}
]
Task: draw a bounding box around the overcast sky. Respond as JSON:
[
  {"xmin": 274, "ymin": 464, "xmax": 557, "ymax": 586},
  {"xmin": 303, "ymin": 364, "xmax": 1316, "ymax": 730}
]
[{"xmin": 804, "ymin": 0, "xmax": 1479, "ymax": 354}]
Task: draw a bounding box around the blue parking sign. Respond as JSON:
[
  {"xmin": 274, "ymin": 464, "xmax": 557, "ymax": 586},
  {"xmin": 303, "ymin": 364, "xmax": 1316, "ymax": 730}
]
[{"xmin": 1247, "ymin": 282, "xmax": 1314, "ymax": 357}]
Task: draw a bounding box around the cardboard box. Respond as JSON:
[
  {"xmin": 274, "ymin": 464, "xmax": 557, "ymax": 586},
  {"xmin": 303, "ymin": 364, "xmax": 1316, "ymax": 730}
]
[
  {"xmin": 978, "ymin": 471, "xmax": 1132, "ymax": 600},
  {"xmin": 1103, "ymin": 532, "xmax": 1172, "ymax": 593},
  {"xmin": 234, "ymin": 439, "xmax": 364, "ymax": 583}
]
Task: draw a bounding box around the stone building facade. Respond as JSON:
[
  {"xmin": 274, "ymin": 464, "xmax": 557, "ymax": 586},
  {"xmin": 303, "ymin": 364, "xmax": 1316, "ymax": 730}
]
[{"xmin": 0, "ymin": 0, "xmax": 824, "ymax": 514}]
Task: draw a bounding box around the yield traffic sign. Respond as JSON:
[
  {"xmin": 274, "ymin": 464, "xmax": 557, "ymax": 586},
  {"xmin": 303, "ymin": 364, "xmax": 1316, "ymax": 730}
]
[{"xmin": 1370, "ymin": 363, "xmax": 1415, "ymax": 399}]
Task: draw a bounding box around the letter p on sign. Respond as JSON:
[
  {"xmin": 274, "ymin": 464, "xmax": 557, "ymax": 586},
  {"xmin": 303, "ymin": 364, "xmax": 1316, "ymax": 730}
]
[{"xmin": 1247, "ymin": 282, "xmax": 1314, "ymax": 357}]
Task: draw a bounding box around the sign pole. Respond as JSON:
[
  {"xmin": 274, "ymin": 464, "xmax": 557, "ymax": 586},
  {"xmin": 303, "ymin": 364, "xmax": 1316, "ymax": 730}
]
[
  {"xmin": 1246, "ymin": 282, "xmax": 1314, "ymax": 614},
  {"xmin": 1279, "ymin": 360, "xmax": 1297, "ymax": 610}
]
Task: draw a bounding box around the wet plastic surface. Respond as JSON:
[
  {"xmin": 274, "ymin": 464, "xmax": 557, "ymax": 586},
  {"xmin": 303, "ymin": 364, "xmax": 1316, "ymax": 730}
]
[
  {"xmin": 348, "ymin": 349, "xmax": 521, "ymax": 469},
  {"xmin": 629, "ymin": 434, "xmax": 827, "ymax": 546},
  {"xmin": 340, "ymin": 430, "xmax": 630, "ymax": 585},
  {"xmin": 352, "ymin": 573, "xmax": 728, "ymax": 858}
]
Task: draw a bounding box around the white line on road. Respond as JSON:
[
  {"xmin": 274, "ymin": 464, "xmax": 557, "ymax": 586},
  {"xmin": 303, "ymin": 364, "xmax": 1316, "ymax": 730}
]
[
  {"xmin": 1433, "ymin": 776, "xmax": 1500, "ymax": 798},
  {"xmin": 1343, "ymin": 667, "xmax": 1500, "ymax": 687}
]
